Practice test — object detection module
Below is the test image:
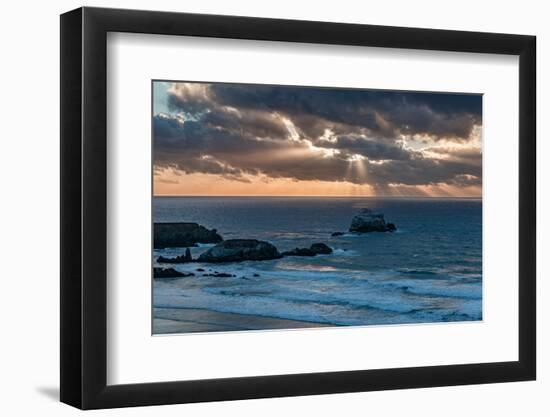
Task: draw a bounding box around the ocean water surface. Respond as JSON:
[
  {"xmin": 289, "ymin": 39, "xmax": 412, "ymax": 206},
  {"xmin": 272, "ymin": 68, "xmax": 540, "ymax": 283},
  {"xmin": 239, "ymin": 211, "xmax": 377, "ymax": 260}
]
[{"xmin": 153, "ymin": 197, "xmax": 482, "ymax": 333}]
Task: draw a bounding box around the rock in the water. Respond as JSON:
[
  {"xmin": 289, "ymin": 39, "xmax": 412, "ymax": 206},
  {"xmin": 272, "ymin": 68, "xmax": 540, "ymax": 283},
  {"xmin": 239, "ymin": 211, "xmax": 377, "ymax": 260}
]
[
  {"xmin": 282, "ymin": 243, "xmax": 333, "ymax": 257},
  {"xmin": 157, "ymin": 248, "xmax": 193, "ymax": 263},
  {"xmin": 349, "ymin": 208, "xmax": 396, "ymax": 233},
  {"xmin": 197, "ymin": 239, "xmax": 282, "ymax": 263},
  {"xmin": 310, "ymin": 243, "xmax": 333, "ymax": 254},
  {"xmin": 331, "ymin": 232, "xmax": 345, "ymax": 236},
  {"xmin": 154, "ymin": 222, "xmax": 223, "ymax": 249},
  {"xmin": 153, "ymin": 267, "xmax": 194, "ymax": 279},
  {"xmin": 282, "ymin": 247, "xmax": 317, "ymax": 257},
  {"xmin": 202, "ymin": 272, "xmax": 235, "ymax": 277}
]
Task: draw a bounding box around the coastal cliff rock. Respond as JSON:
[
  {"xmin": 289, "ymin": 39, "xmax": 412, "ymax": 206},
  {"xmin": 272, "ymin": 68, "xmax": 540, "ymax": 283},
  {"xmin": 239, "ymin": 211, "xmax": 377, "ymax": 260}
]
[
  {"xmin": 157, "ymin": 248, "xmax": 193, "ymax": 264},
  {"xmin": 349, "ymin": 208, "xmax": 396, "ymax": 233},
  {"xmin": 197, "ymin": 239, "xmax": 282, "ymax": 263},
  {"xmin": 154, "ymin": 222, "xmax": 223, "ymax": 249},
  {"xmin": 153, "ymin": 267, "xmax": 194, "ymax": 279},
  {"xmin": 282, "ymin": 243, "xmax": 333, "ymax": 257}
]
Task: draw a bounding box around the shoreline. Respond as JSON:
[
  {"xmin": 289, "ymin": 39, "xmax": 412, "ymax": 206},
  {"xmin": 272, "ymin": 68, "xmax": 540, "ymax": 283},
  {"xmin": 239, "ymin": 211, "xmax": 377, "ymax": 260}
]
[{"xmin": 153, "ymin": 307, "xmax": 332, "ymax": 334}]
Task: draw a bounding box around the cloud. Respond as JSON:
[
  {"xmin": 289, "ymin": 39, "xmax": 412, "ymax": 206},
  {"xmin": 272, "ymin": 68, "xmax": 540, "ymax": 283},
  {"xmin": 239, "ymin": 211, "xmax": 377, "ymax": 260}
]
[
  {"xmin": 207, "ymin": 84, "xmax": 481, "ymax": 141},
  {"xmin": 315, "ymin": 135, "xmax": 414, "ymax": 161},
  {"xmin": 365, "ymin": 158, "xmax": 481, "ymax": 187},
  {"xmin": 153, "ymin": 82, "xmax": 482, "ymax": 193}
]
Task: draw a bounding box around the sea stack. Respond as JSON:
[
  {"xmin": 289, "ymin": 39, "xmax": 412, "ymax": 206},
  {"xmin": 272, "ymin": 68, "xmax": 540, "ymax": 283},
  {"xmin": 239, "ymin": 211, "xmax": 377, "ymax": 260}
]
[
  {"xmin": 349, "ymin": 208, "xmax": 396, "ymax": 233},
  {"xmin": 282, "ymin": 243, "xmax": 333, "ymax": 257},
  {"xmin": 154, "ymin": 222, "xmax": 223, "ymax": 248},
  {"xmin": 157, "ymin": 248, "xmax": 193, "ymax": 264},
  {"xmin": 197, "ymin": 239, "xmax": 282, "ymax": 263}
]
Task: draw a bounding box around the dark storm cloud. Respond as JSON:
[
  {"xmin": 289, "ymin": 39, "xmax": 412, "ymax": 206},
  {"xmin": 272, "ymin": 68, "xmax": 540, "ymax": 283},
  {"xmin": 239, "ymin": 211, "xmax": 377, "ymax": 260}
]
[
  {"xmin": 154, "ymin": 82, "xmax": 482, "ymax": 189},
  {"xmin": 208, "ymin": 84, "xmax": 482, "ymax": 140},
  {"xmin": 201, "ymin": 108, "xmax": 289, "ymax": 140},
  {"xmin": 315, "ymin": 135, "xmax": 414, "ymax": 161}
]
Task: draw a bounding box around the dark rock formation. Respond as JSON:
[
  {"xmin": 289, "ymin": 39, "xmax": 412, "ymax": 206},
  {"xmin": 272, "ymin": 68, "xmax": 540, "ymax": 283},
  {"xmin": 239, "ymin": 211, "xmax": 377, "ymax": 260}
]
[
  {"xmin": 154, "ymin": 222, "xmax": 223, "ymax": 249},
  {"xmin": 197, "ymin": 239, "xmax": 282, "ymax": 263},
  {"xmin": 153, "ymin": 267, "xmax": 194, "ymax": 279},
  {"xmin": 282, "ymin": 243, "xmax": 333, "ymax": 257},
  {"xmin": 157, "ymin": 248, "xmax": 192, "ymax": 264},
  {"xmin": 331, "ymin": 232, "xmax": 345, "ymax": 237},
  {"xmin": 310, "ymin": 243, "xmax": 333, "ymax": 254},
  {"xmin": 282, "ymin": 247, "xmax": 317, "ymax": 257},
  {"xmin": 202, "ymin": 272, "xmax": 236, "ymax": 277},
  {"xmin": 349, "ymin": 208, "xmax": 396, "ymax": 233}
]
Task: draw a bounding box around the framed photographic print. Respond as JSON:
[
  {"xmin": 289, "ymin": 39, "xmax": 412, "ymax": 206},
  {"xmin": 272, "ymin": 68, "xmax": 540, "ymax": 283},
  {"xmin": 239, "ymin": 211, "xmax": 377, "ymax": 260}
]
[{"xmin": 60, "ymin": 6, "xmax": 536, "ymax": 409}]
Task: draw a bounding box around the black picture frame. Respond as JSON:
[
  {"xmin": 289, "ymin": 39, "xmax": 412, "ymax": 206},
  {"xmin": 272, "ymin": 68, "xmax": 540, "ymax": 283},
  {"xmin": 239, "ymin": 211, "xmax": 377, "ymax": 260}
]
[{"xmin": 60, "ymin": 6, "xmax": 536, "ymax": 410}]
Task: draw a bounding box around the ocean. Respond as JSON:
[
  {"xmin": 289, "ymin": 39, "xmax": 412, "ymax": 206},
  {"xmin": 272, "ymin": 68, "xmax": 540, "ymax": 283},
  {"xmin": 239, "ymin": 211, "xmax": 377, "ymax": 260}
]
[{"xmin": 153, "ymin": 196, "xmax": 482, "ymax": 333}]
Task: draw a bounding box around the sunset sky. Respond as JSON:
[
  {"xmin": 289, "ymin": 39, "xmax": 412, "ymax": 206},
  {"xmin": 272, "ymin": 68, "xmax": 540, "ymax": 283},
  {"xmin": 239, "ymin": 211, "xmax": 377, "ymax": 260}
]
[{"xmin": 153, "ymin": 81, "xmax": 482, "ymax": 197}]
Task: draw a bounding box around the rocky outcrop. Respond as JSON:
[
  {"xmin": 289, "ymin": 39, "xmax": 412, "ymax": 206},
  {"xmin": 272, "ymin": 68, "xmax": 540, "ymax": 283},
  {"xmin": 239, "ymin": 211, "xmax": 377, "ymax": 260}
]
[
  {"xmin": 310, "ymin": 243, "xmax": 333, "ymax": 254},
  {"xmin": 349, "ymin": 208, "xmax": 396, "ymax": 233},
  {"xmin": 331, "ymin": 232, "xmax": 345, "ymax": 237},
  {"xmin": 154, "ymin": 222, "xmax": 223, "ymax": 249},
  {"xmin": 282, "ymin": 243, "xmax": 333, "ymax": 257},
  {"xmin": 281, "ymin": 247, "xmax": 317, "ymax": 257},
  {"xmin": 153, "ymin": 267, "xmax": 194, "ymax": 279},
  {"xmin": 197, "ymin": 239, "xmax": 282, "ymax": 263},
  {"xmin": 202, "ymin": 272, "xmax": 236, "ymax": 277},
  {"xmin": 157, "ymin": 248, "xmax": 193, "ymax": 264}
]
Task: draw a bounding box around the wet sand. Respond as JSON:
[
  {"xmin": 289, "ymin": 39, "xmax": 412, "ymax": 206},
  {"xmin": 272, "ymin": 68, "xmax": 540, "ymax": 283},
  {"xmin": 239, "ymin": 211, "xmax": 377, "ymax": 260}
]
[{"xmin": 153, "ymin": 307, "xmax": 331, "ymax": 334}]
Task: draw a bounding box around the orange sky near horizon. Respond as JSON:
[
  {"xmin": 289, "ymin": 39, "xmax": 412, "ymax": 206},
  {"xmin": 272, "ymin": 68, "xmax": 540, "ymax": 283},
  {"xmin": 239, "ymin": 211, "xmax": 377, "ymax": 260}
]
[{"xmin": 154, "ymin": 170, "xmax": 482, "ymax": 198}]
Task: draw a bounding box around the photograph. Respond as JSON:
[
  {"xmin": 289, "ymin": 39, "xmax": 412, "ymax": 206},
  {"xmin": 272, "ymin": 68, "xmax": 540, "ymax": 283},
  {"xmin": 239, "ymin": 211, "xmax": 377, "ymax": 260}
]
[
  {"xmin": 51, "ymin": 2, "xmax": 539, "ymax": 412},
  {"xmin": 152, "ymin": 81, "xmax": 483, "ymax": 334}
]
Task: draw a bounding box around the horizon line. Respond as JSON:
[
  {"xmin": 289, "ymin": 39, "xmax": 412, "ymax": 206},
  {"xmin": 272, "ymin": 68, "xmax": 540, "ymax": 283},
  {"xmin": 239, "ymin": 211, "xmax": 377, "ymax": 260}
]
[{"xmin": 153, "ymin": 194, "xmax": 482, "ymax": 199}]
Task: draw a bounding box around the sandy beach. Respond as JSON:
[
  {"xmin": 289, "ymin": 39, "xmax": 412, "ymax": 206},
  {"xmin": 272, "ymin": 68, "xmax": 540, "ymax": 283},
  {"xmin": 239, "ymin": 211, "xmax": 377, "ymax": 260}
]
[{"xmin": 153, "ymin": 307, "xmax": 331, "ymax": 334}]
